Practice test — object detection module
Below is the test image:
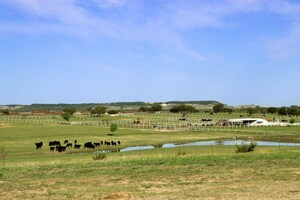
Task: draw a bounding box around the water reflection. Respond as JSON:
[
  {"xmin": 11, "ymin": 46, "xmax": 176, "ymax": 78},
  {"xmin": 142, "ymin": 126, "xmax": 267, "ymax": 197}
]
[{"xmin": 119, "ymin": 140, "xmax": 300, "ymax": 152}]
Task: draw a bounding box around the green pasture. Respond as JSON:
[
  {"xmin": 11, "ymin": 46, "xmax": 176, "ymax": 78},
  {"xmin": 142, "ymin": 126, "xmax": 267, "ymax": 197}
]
[
  {"xmin": 0, "ymin": 122, "xmax": 299, "ymax": 162},
  {"xmin": 0, "ymin": 119, "xmax": 299, "ymax": 199},
  {"xmin": 0, "ymin": 146, "xmax": 299, "ymax": 199}
]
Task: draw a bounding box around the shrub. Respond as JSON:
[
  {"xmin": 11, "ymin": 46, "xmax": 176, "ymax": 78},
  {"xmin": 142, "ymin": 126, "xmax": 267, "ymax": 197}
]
[
  {"xmin": 236, "ymin": 142, "xmax": 257, "ymax": 153},
  {"xmin": 177, "ymin": 151, "xmax": 187, "ymax": 156},
  {"xmin": 93, "ymin": 152, "xmax": 106, "ymax": 160},
  {"xmin": 108, "ymin": 110, "xmax": 119, "ymax": 114},
  {"xmin": 290, "ymin": 119, "xmax": 295, "ymax": 124}
]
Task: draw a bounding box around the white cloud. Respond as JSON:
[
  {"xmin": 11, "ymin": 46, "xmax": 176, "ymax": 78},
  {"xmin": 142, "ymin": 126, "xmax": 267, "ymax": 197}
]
[
  {"xmin": 2, "ymin": 0, "xmax": 300, "ymax": 60},
  {"xmin": 92, "ymin": 0, "xmax": 127, "ymax": 9},
  {"xmin": 267, "ymin": 24, "xmax": 300, "ymax": 60}
]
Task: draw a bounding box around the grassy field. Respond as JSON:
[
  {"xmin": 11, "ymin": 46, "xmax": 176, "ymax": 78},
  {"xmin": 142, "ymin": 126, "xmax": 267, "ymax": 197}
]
[{"xmin": 0, "ymin": 117, "xmax": 300, "ymax": 199}]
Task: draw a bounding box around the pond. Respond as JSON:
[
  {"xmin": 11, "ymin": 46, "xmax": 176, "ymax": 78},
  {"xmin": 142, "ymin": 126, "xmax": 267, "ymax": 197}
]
[{"xmin": 118, "ymin": 140, "xmax": 300, "ymax": 153}]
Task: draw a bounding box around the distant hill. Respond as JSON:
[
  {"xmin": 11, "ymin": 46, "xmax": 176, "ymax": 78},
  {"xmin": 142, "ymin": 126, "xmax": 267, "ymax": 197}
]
[
  {"xmin": 1, "ymin": 101, "xmax": 222, "ymax": 112},
  {"xmin": 165, "ymin": 101, "xmax": 220, "ymax": 105}
]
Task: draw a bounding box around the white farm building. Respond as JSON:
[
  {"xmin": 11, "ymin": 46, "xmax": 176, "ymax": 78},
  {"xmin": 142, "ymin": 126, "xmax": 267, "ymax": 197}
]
[{"xmin": 227, "ymin": 118, "xmax": 283, "ymax": 126}]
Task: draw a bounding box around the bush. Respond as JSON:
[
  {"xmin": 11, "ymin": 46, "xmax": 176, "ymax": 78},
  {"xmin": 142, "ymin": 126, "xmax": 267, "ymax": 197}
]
[
  {"xmin": 290, "ymin": 119, "xmax": 295, "ymax": 124},
  {"xmin": 93, "ymin": 152, "xmax": 106, "ymax": 160},
  {"xmin": 236, "ymin": 142, "xmax": 257, "ymax": 153},
  {"xmin": 108, "ymin": 110, "xmax": 119, "ymax": 114}
]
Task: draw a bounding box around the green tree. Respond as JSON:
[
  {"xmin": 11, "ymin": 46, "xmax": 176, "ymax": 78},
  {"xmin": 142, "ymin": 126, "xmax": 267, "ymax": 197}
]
[
  {"xmin": 278, "ymin": 107, "xmax": 287, "ymax": 116},
  {"xmin": 287, "ymin": 106, "xmax": 300, "ymax": 116},
  {"xmin": 90, "ymin": 106, "xmax": 106, "ymax": 115},
  {"xmin": 267, "ymin": 107, "xmax": 278, "ymax": 114},
  {"xmin": 151, "ymin": 104, "xmax": 162, "ymax": 112},
  {"xmin": 222, "ymin": 107, "xmax": 233, "ymax": 113},
  {"xmin": 61, "ymin": 112, "xmax": 72, "ymax": 121},
  {"xmin": 139, "ymin": 106, "xmax": 148, "ymax": 112},
  {"xmin": 63, "ymin": 108, "xmax": 77, "ymax": 115},
  {"xmin": 108, "ymin": 110, "xmax": 119, "ymax": 114},
  {"xmin": 110, "ymin": 124, "xmax": 118, "ymax": 134},
  {"xmin": 139, "ymin": 104, "xmax": 162, "ymax": 112},
  {"xmin": 247, "ymin": 108, "xmax": 254, "ymax": 115},
  {"xmin": 213, "ymin": 104, "xmax": 224, "ymax": 113},
  {"xmin": 170, "ymin": 104, "xmax": 197, "ymax": 113}
]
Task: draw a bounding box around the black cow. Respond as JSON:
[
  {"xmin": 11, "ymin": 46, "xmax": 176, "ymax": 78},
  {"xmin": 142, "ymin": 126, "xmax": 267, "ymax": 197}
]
[
  {"xmin": 50, "ymin": 147, "xmax": 55, "ymax": 151},
  {"xmin": 49, "ymin": 141, "xmax": 60, "ymax": 146},
  {"xmin": 74, "ymin": 144, "xmax": 81, "ymax": 149},
  {"xmin": 111, "ymin": 141, "xmax": 117, "ymax": 146},
  {"xmin": 74, "ymin": 140, "xmax": 77, "ymax": 144},
  {"xmin": 117, "ymin": 141, "xmax": 121, "ymax": 145},
  {"xmin": 66, "ymin": 143, "xmax": 72, "ymax": 148},
  {"xmin": 94, "ymin": 142, "xmax": 100, "ymax": 147},
  {"xmin": 100, "ymin": 141, "xmax": 103, "ymax": 145},
  {"xmin": 64, "ymin": 140, "xmax": 68, "ymax": 144},
  {"xmin": 35, "ymin": 142, "xmax": 43, "ymax": 149},
  {"xmin": 56, "ymin": 145, "xmax": 67, "ymax": 152},
  {"xmin": 84, "ymin": 142, "xmax": 95, "ymax": 149}
]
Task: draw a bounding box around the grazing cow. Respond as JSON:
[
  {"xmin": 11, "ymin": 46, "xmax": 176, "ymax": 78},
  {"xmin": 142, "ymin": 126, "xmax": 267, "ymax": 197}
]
[
  {"xmin": 100, "ymin": 141, "xmax": 103, "ymax": 145},
  {"xmin": 50, "ymin": 147, "xmax": 55, "ymax": 151},
  {"xmin": 56, "ymin": 145, "xmax": 67, "ymax": 152},
  {"xmin": 94, "ymin": 142, "xmax": 100, "ymax": 147},
  {"xmin": 35, "ymin": 142, "xmax": 43, "ymax": 149},
  {"xmin": 49, "ymin": 141, "xmax": 60, "ymax": 146},
  {"xmin": 106, "ymin": 142, "xmax": 111, "ymax": 146},
  {"xmin": 111, "ymin": 141, "xmax": 117, "ymax": 146},
  {"xmin": 107, "ymin": 133, "xmax": 114, "ymax": 136},
  {"xmin": 66, "ymin": 143, "xmax": 72, "ymax": 148},
  {"xmin": 74, "ymin": 144, "xmax": 81, "ymax": 149},
  {"xmin": 84, "ymin": 142, "xmax": 95, "ymax": 149},
  {"xmin": 117, "ymin": 141, "xmax": 121, "ymax": 145},
  {"xmin": 74, "ymin": 140, "xmax": 77, "ymax": 144},
  {"xmin": 64, "ymin": 140, "xmax": 68, "ymax": 144}
]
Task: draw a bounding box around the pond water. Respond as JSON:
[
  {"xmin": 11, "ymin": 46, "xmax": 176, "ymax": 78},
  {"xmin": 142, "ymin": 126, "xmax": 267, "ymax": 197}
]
[{"xmin": 118, "ymin": 140, "xmax": 300, "ymax": 153}]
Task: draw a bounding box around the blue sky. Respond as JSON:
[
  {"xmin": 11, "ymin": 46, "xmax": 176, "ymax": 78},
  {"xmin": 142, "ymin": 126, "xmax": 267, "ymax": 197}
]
[{"xmin": 0, "ymin": 0, "xmax": 300, "ymax": 106}]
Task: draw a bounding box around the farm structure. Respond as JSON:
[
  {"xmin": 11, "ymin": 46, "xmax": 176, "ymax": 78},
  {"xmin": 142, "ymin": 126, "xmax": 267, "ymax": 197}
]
[{"xmin": 227, "ymin": 118, "xmax": 284, "ymax": 126}]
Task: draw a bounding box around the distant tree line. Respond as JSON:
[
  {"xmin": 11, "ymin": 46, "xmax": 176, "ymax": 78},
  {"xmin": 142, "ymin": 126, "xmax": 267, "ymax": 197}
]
[
  {"xmin": 169, "ymin": 105, "xmax": 198, "ymax": 113},
  {"xmin": 139, "ymin": 104, "xmax": 198, "ymax": 114},
  {"xmin": 212, "ymin": 104, "xmax": 300, "ymax": 116},
  {"xmin": 139, "ymin": 104, "xmax": 163, "ymax": 112}
]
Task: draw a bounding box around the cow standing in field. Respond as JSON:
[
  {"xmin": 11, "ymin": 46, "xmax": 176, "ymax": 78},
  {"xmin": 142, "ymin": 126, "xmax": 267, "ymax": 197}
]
[
  {"xmin": 35, "ymin": 142, "xmax": 43, "ymax": 149},
  {"xmin": 74, "ymin": 144, "xmax": 81, "ymax": 149},
  {"xmin": 56, "ymin": 145, "xmax": 67, "ymax": 152},
  {"xmin": 49, "ymin": 141, "xmax": 60, "ymax": 146},
  {"xmin": 84, "ymin": 142, "xmax": 95, "ymax": 149},
  {"xmin": 111, "ymin": 141, "xmax": 117, "ymax": 146},
  {"xmin": 66, "ymin": 143, "xmax": 72, "ymax": 148},
  {"xmin": 64, "ymin": 140, "xmax": 68, "ymax": 144}
]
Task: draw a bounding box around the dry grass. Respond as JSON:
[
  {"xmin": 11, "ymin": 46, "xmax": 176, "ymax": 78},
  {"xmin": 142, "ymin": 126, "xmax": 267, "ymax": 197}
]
[{"xmin": 1, "ymin": 151, "xmax": 299, "ymax": 199}]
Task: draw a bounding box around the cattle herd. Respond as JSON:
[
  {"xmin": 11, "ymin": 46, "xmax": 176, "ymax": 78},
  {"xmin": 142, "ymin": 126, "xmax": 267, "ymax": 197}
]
[{"xmin": 34, "ymin": 139, "xmax": 121, "ymax": 153}]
